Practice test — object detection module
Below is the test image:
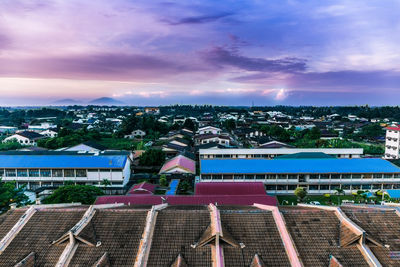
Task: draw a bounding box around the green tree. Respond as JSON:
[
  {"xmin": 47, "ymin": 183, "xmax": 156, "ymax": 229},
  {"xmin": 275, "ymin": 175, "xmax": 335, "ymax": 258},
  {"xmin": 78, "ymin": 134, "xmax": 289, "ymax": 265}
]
[
  {"xmin": 0, "ymin": 180, "xmax": 29, "ymax": 213},
  {"xmin": 101, "ymin": 179, "xmax": 111, "ymax": 193},
  {"xmin": 183, "ymin": 119, "xmax": 196, "ymax": 131},
  {"xmin": 159, "ymin": 174, "xmax": 168, "ymax": 187},
  {"xmin": 43, "ymin": 185, "xmax": 104, "ymax": 205},
  {"xmin": 223, "ymin": 119, "xmax": 236, "ymax": 132},
  {"xmin": 139, "ymin": 149, "xmax": 165, "ymax": 166},
  {"xmin": 294, "ymin": 187, "xmax": 307, "ymax": 203},
  {"xmin": 304, "ymin": 127, "xmax": 321, "ymax": 140},
  {"xmin": 334, "ymin": 188, "xmax": 345, "ymax": 205}
]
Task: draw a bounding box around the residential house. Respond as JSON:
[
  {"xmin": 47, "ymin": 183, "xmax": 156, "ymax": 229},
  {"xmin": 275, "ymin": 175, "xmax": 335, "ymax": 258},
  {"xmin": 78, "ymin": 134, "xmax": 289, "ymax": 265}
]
[
  {"xmin": 197, "ymin": 126, "xmax": 222, "ymax": 135},
  {"xmin": 3, "ymin": 131, "xmax": 45, "ymax": 146}
]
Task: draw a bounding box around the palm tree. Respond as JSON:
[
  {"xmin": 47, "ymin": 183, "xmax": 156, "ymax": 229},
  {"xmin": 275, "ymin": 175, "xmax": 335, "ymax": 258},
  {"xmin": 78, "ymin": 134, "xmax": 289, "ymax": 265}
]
[
  {"xmin": 334, "ymin": 188, "xmax": 345, "ymax": 205},
  {"xmin": 101, "ymin": 179, "xmax": 111, "ymax": 194}
]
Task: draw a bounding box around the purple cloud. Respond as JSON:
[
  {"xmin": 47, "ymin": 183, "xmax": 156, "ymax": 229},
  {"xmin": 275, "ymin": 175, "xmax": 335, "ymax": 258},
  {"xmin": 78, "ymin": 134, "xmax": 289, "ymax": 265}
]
[
  {"xmin": 202, "ymin": 46, "xmax": 307, "ymax": 73},
  {"xmin": 0, "ymin": 52, "xmax": 205, "ymax": 80},
  {"xmin": 162, "ymin": 12, "xmax": 234, "ymax": 25}
]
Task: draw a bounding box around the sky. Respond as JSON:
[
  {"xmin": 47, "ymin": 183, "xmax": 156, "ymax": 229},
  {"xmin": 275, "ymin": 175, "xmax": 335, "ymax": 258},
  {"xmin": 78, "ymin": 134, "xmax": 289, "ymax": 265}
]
[{"xmin": 0, "ymin": 0, "xmax": 399, "ymax": 106}]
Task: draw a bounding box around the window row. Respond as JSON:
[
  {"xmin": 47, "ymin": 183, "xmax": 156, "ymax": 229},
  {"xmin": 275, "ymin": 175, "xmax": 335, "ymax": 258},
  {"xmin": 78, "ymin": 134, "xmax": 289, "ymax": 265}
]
[
  {"xmin": 266, "ymin": 183, "xmax": 400, "ymax": 191},
  {"xmin": 201, "ymin": 173, "xmax": 400, "ymax": 180}
]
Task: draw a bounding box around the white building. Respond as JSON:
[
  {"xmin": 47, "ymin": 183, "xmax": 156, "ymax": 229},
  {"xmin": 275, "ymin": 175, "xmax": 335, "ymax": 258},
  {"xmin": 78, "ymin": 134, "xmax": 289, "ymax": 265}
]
[
  {"xmin": 124, "ymin": 129, "xmax": 146, "ymax": 139},
  {"xmin": 28, "ymin": 122, "xmax": 57, "ymax": 131},
  {"xmin": 3, "ymin": 131, "xmax": 45, "ymax": 146},
  {"xmin": 200, "ymin": 158, "xmax": 400, "ymax": 194},
  {"xmin": 0, "ymin": 126, "xmax": 18, "ymax": 134},
  {"xmin": 199, "ymin": 148, "xmax": 364, "ymax": 159},
  {"xmin": 63, "ymin": 141, "xmax": 108, "ymax": 152},
  {"xmin": 0, "ymin": 151, "xmax": 131, "ymax": 189},
  {"xmin": 40, "ymin": 129, "xmax": 58, "ymax": 138},
  {"xmin": 197, "ymin": 126, "xmax": 222, "ymax": 135},
  {"xmin": 385, "ymin": 126, "xmax": 400, "ymax": 159}
]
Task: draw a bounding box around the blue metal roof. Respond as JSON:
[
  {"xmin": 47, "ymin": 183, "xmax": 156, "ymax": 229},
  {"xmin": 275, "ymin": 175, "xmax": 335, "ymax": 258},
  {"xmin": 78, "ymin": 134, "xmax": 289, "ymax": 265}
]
[
  {"xmin": 201, "ymin": 158, "xmax": 400, "ymax": 174},
  {"xmin": 385, "ymin": 189, "xmax": 400, "ymax": 198},
  {"xmin": 0, "ymin": 155, "xmax": 128, "ymax": 169}
]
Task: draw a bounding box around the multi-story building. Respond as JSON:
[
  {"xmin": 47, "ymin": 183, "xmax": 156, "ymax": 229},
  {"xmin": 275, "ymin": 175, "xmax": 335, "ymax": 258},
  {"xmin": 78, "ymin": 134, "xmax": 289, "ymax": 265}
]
[
  {"xmin": 385, "ymin": 126, "xmax": 400, "ymax": 159},
  {"xmin": 199, "ymin": 158, "xmax": 400, "ymax": 194},
  {"xmin": 0, "ymin": 151, "xmax": 131, "ymax": 190},
  {"xmin": 199, "ymin": 148, "xmax": 363, "ymax": 159}
]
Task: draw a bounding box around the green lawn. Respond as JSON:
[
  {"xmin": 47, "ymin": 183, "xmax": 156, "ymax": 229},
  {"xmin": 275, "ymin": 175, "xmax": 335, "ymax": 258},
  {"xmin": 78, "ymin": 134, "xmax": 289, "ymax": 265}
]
[{"xmin": 276, "ymin": 194, "xmax": 369, "ymax": 206}]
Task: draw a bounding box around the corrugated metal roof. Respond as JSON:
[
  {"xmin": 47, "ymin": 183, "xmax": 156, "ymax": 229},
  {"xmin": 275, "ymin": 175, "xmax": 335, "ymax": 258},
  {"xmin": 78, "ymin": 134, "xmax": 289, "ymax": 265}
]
[
  {"xmin": 0, "ymin": 154, "xmax": 128, "ymax": 168},
  {"xmin": 200, "ymin": 158, "xmax": 400, "ymax": 174},
  {"xmin": 95, "ymin": 194, "xmax": 277, "ymax": 206}
]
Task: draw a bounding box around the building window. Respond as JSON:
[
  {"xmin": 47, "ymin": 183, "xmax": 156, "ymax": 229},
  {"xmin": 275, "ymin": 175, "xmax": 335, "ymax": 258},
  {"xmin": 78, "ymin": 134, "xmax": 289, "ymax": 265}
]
[
  {"xmin": 255, "ymin": 174, "xmax": 265, "ymax": 180},
  {"xmin": 223, "ymin": 175, "xmax": 233, "ymax": 180},
  {"xmin": 277, "ymin": 174, "xmax": 287, "ymax": 179},
  {"xmin": 373, "ymin": 174, "xmax": 383, "ymax": 179},
  {"xmin": 331, "ymin": 174, "xmax": 341, "ymax": 179},
  {"xmin": 351, "ymin": 184, "xmax": 361, "ymax": 190},
  {"xmin": 17, "ymin": 169, "xmax": 28, "ymax": 177},
  {"xmin": 331, "ymin": 185, "xmax": 340, "ymax": 190},
  {"xmin": 342, "ymin": 174, "xmax": 351, "ymax": 179},
  {"xmin": 64, "ymin": 169, "xmax": 75, "ymax": 177},
  {"xmin": 363, "ymin": 174, "xmax": 372, "ymax": 179},
  {"xmin": 266, "ymin": 174, "xmax": 276, "ymax": 179},
  {"xmin": 341, "ymin": 184, "xmax": 351, "ymax": 190},
  {"xmin": 0, "ymin": 169, "xmax": 4, "ymax": 177},
  {"xmin": 362, "ymin": 184, "xmax": 372, "ymax": 190},
  {"xmin": 202, "ymin": 175, "xmax": 211, "ymax": 180},
  {"xmin": 40, "ymin": 169, "xmax": 51, "ymax": 177},
  {"xmin": 76, "ymin": 169, "xmax": 87, "ymax": 177},
  {"xmin": 287, "ymin": 185, "xmax": 296, "ymax": 190},
  {"xmin": 320, "ymin": 174, "xmax": 330, "ymax": 179},
  {"xmin": 288, "ymin": 174, "xmax": 297, "ymax": 179},
  {"xmin": 213, "ymin": 175, "xmax": 222, "ymax": 180},
  {"xmin": 320, "ymin": 185, "xmax": 329, "ymax": 190},
  {"xmin": 245, "ymin": 174, "xmax": 255, "ymax": 179},
  {"xmin": 310, "ymin": 174, "xmax": 319, "ymax": 179},
  {"xmin": 384, "ymin": 174, "xmax": 393, "ymax": 178},
  {"xmin": 372, "ymin": 184, "xmax": 382, "ymax": 189},
  {"xmin": 383, "ymin": 184, "xmax": 392, "ymax": 189},
  {"xmin": 277, "ymin": 185, "xmax": 287, "ymax": 191},
  {"xmin": 29, "ymin": 169, "xmax": 39, "ymax": 177},
  {"xmin": 52, "ymin": 169, "xmax": 63, "ymax": 177},
  {"xmin": 309, "ymin": 185, "xmax": 319, "ymax": 190},
  {"xmin": 88, "ymin": 169, "xmax": 99, "ymax": 173},
  {"xmin": 5, "ymin": 169, "xmax": 16, "ymax": 177},
  {"xmin": 352, "ymin": 174, "xmax": 361, "ymax": 179},
  {"xmin": 266, "ymin": 185, "xmax": 276, "ymax": 191},
  {"xmin": 234, "ymin": 174, "xmax": 244, "ymax": 180}
]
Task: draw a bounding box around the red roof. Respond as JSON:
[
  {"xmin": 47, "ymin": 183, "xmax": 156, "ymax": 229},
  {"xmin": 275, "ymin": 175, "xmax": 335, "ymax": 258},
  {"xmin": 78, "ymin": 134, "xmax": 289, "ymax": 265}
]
[
  {"xmin": 195, "ymin": 182, "xmax": 266, "ymax": 196},
  {"xmin": 387, "ymin": 126, "xmax": 400, "ymax": 131},
  {"xmin": 95, "ymin": 194, "xmax": 277, "ymax": 206},
  {"xmin": 128, "ymin": 182, "xmax": 157, "ymax": 195}
]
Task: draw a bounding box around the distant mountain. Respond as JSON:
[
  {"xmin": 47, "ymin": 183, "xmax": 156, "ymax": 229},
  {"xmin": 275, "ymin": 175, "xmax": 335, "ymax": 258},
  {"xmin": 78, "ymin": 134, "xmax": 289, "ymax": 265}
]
[
  {"xmin": 89, "ymin": 97, "xmax": 125, "ymax": 106},
  {"xmin": 52, "ymin": 98, "xmax": 83, "ymax": 105}
]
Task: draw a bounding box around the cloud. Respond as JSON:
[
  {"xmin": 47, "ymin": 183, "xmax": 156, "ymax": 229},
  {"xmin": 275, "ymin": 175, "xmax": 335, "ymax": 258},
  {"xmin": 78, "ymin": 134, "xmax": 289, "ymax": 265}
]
[
  {"xmin": 0, "ymin": 52, "xmax": 204, "ymax": 81},
  {"xmin": 202, "ymin": 46, "xmax": 307, "ymax": 73},
  {"xmin": 274, "ymin": 88, "xmax": 289, "ymax": 100},
  {"xmin": 163, "ymin": 12, "xmax": 234, "ymax": 25}
]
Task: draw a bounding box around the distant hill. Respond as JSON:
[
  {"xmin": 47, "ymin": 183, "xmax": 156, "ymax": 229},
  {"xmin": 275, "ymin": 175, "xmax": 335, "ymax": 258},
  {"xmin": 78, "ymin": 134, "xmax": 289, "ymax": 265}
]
[
  {"xmin": 89, "ymin": 97, "xmax": 125, "ymax": 106},
  {"xmin": 52, "ymin": 98, "xmax": 83, "ymax": 105}
]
